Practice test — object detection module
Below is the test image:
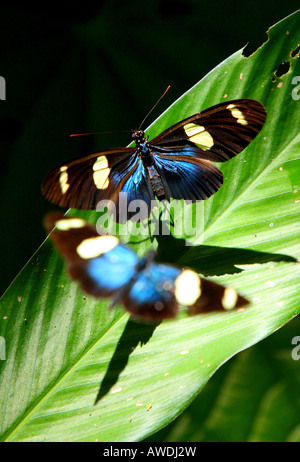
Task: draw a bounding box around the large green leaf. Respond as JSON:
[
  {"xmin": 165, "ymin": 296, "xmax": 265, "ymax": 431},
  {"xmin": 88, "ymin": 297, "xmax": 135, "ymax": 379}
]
[{"xmin": 0, "ymin": 12, "xmax": 299, "ymax": 442}]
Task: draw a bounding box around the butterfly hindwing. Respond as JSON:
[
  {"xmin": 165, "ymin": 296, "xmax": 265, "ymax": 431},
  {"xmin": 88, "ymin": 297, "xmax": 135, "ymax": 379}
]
[
  {"xmin": 122, "ymin": 266, "xmax": 249, "ymax": 321},
  {"xmin": 152, "ymin": 154, "xmax": 223, "ymax": 201},
  {"xmin": 115, "ymin": 159, "xmax": 156, "ymax": 221},
  {"xmin": 121, "ymin": 262, "xmax": 181, "ymax": 320}
]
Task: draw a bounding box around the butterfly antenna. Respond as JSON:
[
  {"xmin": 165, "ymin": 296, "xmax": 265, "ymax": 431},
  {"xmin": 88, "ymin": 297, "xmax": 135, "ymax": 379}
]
[
  {"xmin": 70, "ymin": 130, "xmax": 130, "ymax": 138},
  {"xmin": 139, "ymin": 85, "xmax": 171, "ymax": 130}
]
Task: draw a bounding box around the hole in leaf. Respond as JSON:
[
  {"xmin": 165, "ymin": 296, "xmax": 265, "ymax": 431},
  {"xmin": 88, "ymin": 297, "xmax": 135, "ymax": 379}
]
[
  {"xmin": 290, "ymin": 44, "xmax": 300, "ymax": 58},
  {"xmin": 274, "ymin": 61, "xmax": 291, "ymax": 78}
]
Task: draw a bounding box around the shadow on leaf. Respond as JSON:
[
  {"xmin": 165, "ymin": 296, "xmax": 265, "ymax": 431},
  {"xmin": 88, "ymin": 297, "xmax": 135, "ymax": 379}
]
[{"xmin": 94, "ymin": 318, "xmax": 159, "ymax": 404}]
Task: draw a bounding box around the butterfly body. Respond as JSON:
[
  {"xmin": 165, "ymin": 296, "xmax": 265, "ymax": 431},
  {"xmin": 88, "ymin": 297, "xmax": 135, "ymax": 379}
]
[
  {"xmin": 42, "ymin": 99, "xmax": 266, "ymax": 220},
  {"xmin": 45, "ymin": 213, "xmax": 250, "ymax": 321},
  {"xmin": 131, "ymin": 129, "xmax": 166, "ymax": 200}
]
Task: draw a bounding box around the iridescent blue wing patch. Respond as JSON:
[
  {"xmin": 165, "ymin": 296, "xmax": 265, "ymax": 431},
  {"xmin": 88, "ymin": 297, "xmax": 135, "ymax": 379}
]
[
  {"xmin": 152, "ymin": 154, "xmax": 223, "ymax": 201},
  {"xmin": 122, "ymin": 263, "xmax": 181, "ymax": 320}
]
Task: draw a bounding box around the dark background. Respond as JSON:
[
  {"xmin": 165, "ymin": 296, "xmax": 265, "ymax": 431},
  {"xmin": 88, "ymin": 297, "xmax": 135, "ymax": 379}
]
[{"xmin": 0, "ymin": 1, "xmax": 299, "ymax": 295}]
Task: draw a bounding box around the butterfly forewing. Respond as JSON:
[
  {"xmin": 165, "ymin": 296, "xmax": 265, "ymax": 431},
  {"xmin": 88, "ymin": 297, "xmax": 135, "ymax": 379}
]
[
  {"xmin": 152, "ymin": 99, "xmax": 266, "ymax": 162},
  {"xmin": 45, "ymin": 212, "xmax": 140, "ymax": 298},
  {"xmin": 42, "ymin": 147, "xmax": 136, "ymax": 210}
]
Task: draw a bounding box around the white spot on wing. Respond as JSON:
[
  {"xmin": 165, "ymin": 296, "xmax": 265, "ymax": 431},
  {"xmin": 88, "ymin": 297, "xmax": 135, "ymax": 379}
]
[
  {"xmin": 175, "ymin": 270, "xmax": 201, "ymax": 306},
  {"xmin": 76, "ymin": 235, "xmax": 119, "ymax": 259},
  {"xmin": 59, "ymin": 166, "xmax": 70, "ymax": 194},
  {"xmin": 222, "ymin": 287, "xmax": 238, "ymax": 310},
  {"xmin": 93, "ymin": 156, "xmax": 110, "ymax": 190},
  {"xmin": 184, "ymin": 123, "xmax": 214, "ymax": 150},
  {"xmin": 55, "ymin": 217, "xmax": 86, "ymax": 231},
  {"xmin": 226, "ymin": 104, "xmax": 248, "ymax": 125}
]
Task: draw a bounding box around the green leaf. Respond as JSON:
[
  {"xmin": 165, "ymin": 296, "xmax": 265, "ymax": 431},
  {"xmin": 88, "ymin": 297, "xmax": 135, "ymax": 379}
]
[
  {"xmin": 0, "ymin": 11, "xmax": 299, "ymax": 442},
  {"xmin": 147, "ymin": 316, "xmax": 300, "ymax": 442}
]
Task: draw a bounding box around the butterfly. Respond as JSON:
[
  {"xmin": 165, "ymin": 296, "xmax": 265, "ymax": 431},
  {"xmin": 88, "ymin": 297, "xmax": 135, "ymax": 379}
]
[
  {"xmin": 42, "ymin": 99, "xmax": 266, "ymax": 221},
  {"xmin": 45, "ymin": 213, "xmax": 250, "ymax": 321}
]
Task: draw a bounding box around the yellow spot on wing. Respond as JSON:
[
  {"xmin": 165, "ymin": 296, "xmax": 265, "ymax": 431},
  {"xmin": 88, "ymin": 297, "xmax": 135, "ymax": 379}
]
[
  {"xmin": 55, "ymin": 218, "xmax": 86, "ymax": 231},
  {"xmin": 222, "ymin": 287, "xmax": 238, "ymax": 310},
  {"xmin": 93, "ymin": 155, "xmax": 110, "ymax": 190},
  {"xmin": 226, "ymin": 104, "xmax": 248, "ymax": 125},
  {"xmin": 93, "ymin": 155, "xmax": 109, "ymax": 170},
  {"xmin": 76, "ymin": 235, "xmax": 119, "ymax": 259},
  {"xmin": 184, "ymin": 123, "xmax": 214, "ymax": 150},
  {"xmin": 175, "ymin": 270, "xmax": 201, "ymax": 306},
  {"xmin": 59, "ymin": 166, "xmax": 69, "ymax": 194}
]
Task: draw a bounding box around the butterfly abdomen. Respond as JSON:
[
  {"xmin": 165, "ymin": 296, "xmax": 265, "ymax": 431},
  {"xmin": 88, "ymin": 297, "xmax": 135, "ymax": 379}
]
[{"xmin": 146, "ymin": 164, "xmax": 166, "ymax": 200}]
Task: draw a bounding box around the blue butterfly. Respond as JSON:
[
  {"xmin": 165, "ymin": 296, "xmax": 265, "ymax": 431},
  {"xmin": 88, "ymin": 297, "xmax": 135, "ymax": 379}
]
[
  {"xmin": 42, "ymin": 99, "xmax": 266, "ymax": 221},
  {"xmin": 45, "ymin": 213, "xmax": 249, "ymax": 321}
]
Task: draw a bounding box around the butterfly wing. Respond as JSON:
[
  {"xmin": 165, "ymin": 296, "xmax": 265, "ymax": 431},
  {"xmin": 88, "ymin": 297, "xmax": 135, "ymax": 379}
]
[
  {"xmin": 42, "ymin": 147, "xmax": 139, "ymax": 211},
  {"xmin": 113, "ymin": 159, "xmax": 156, "ymax": 222},
  {"xmin": 45, "ymin": 212, "xmax": 140, "ymax": 298},
  {"xmin": 42, "ymin": 147, "xmax": 156, "ymax": 221},
  {"xmin": 152, "ymin": 154, "xmax": 223, "ymax": 201},
  {"xmin": 148, "ymin": 99, "xmax": 266, "ymax": 201},
  {"xmin": 122, "ymin": 263, "xmax": 181, "ymax": 320},
  {"xmin": 122, "ymin": 264, "xmax": 249, "ymax": 321},
  {"xmin": 175, "ymin": 270, "xmax": 250, "ymax": 315},
  {"xmin": 151, "ymin": 99, "xmax": 266, "ymax": 162}
]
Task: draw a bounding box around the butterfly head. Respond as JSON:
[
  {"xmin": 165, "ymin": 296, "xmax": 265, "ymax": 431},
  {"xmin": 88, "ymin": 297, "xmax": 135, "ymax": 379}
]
[{"xmin": 131, "ymin": 129, "xmax": 148, "ymax": 145}]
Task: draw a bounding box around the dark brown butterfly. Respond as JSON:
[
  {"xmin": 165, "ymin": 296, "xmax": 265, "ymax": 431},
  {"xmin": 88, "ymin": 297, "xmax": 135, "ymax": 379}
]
[
  {"xmin": 45, "ymin": 213, "xmax": 250, "ymax": 321},
  {"xmin": 42, "ymin": 99, "xmax": 266, "ymax": 221}
]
